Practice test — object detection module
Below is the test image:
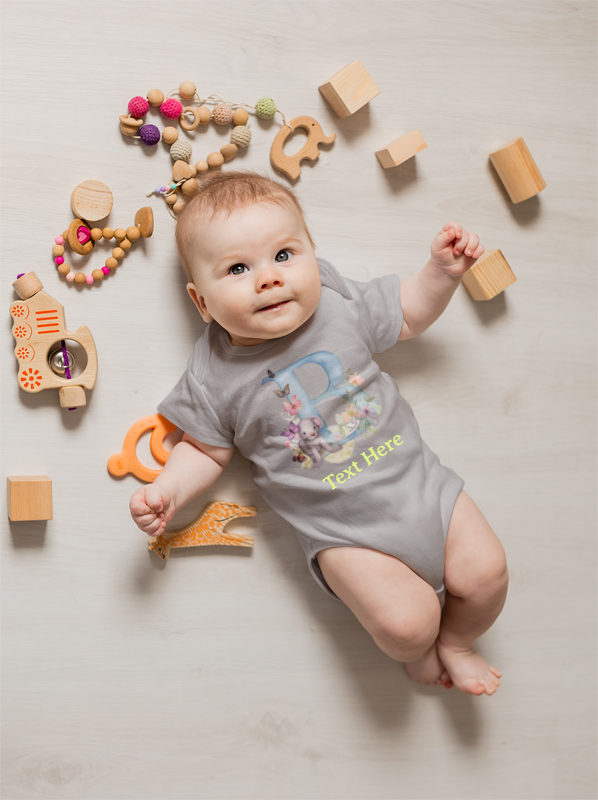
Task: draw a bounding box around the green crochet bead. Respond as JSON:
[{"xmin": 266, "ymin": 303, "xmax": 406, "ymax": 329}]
[{"xmin": 255, "ymin": 97, "xmax": 277, "ymax": 120}]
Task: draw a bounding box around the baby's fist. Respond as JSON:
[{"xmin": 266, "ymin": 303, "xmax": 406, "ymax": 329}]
[
  {"xmin": 431, "ymin": 221, "xmax": 484, "ymax": 277},
  {"xmin": 130, "ymin": 484, "xmax": 175, "ymax": 537}
]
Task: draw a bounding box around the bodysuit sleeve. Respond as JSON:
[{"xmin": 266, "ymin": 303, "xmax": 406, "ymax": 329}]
[
  {"xmin": 343, "ymin": 272, "xmax": 404, "ymax": 354},
  {"xmin": 157, "ymin": 344, "xmax": 235, "ymax": 449}
]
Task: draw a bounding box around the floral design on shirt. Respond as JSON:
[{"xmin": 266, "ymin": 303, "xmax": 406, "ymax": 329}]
[{"xmin": 270, "ymin": 365, "xmax": 382, "ymax": 470}]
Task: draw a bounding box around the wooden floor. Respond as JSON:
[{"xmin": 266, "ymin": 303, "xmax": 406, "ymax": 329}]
[{"xmin": 1, "ymin": 2, "xmax": 596, "ymax": 798}]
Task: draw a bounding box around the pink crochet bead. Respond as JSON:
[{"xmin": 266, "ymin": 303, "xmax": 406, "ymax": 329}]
[
  {"xmin": 55, "ymin": 235, "xmax": 64, "ymax": 245},
  {"xmin": 128, "ymin": 96, "xmax": 150, "ymax": 118},
  {"xmin": 101, "ymin": 266, "xmax": 110, "ymax": 275},
  {"xmin": 160, "ymin": 98, "xmax": 183, "ymax": 119},
  {"xmin": 86, "ymin": 274, "xmax": 94, "ymax": 284},
  {"xmin": 66, "ymin": 272, "xmax": 75, "ymax": 282},
  {"xmin": 55, "ymin": 256, "xmax": 64, "ymax": 265}
]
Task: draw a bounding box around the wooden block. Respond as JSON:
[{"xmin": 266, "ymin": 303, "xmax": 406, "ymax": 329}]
[
  {"xmin": 70, "ymin": 180, "xmax": 114, "ymax": 222},
  {"xmin": 7, "ymin": 476, "xmax": 52, "ymax": 521},
  {"xmin": 318, "ymin": 59, "xmax": 380, "ymax": 118},
  {"xmin": 59, "ymin": 385, "xmax": 86, "ymax": 407},
  {"xmin": 375, "ymin": 130, "xmax": 428, "ymax": 169},
  {"xmin": 462, "ymin": 249, "xmax": 517, "ymax": 301},
  {"xmin": 489, "ymin": 136, "xmax": 546, "ymax": 203}
]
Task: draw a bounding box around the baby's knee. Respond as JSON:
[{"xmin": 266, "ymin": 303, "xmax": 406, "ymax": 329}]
[{"xmin": 372, "ymin": 597, "xmax": 441, "ymax": 660}]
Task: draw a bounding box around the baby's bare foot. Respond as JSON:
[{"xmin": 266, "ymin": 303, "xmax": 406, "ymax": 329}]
[
  {"xmin": 404, "ymin": 642, "xmax": 454, "ymax": 688},
  {"xmin": 436, "ymin": 640, "xmax": 502, "ymax": 696}
]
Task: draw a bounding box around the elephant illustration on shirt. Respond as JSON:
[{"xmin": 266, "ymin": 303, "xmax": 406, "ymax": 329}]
[{"xmin": 297, "ymin": 417, "xmax": 342, "ymax": 468}]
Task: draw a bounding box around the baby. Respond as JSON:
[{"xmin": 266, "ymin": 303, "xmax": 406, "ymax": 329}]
[{"xmin": 130, "ymin": 171, "xmax": 509, "ymax": 696}]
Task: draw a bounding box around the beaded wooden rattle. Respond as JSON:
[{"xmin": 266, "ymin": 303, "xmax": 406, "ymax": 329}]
[
  {"xmin": 54, "ymin": 180, "xmax": 154, "ymax": 286},
  {"xmin": 119, "ymin": 81, "xmax": 290, "ymax": 216}
]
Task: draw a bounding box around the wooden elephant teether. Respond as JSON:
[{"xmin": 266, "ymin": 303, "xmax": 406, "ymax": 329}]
[
  {"xmin": 10, "ymin": 272, "xmax": 98, "ymax": 409},
  {"xmin": 270, "ymin": 116, "xmax": 336, "ymax": 181},
  {"xmin": 148, "ymin": 501, "xmax": 257, "ymax": 559}
]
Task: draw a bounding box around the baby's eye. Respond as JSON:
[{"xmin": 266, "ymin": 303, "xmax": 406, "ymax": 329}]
[
  {"xmin": 228, "ymin": 263, "xmax": 248, "ymax": 276},
  {"xmin": 275, "ymin": 249, "xmax": 292, "ymax": 263}
]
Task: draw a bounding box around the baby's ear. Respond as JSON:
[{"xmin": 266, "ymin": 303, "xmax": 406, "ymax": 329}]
[{"xmin": 187, "ymin": 283, "xmax": 213, "ymax": 323}]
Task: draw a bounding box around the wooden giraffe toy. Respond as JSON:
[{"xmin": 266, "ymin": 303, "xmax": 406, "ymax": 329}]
[{"xmin": 148, "ymin": 501, "xmax": 257, "ymax": 559}]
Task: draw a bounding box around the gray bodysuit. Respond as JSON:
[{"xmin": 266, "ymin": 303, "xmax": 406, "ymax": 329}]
[{"xmin": 157, "ymin": 257, "xmax": 465, "ymax": 603}]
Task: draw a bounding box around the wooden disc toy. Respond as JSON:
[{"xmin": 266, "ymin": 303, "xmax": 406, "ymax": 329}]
[
  {"xmin": 270, "ymin": 116, "xmax": 336, "ymax": 181},
  {"xmin": 107, "ymin": 413, "xmax": 176, "ymax": 482},
  {"xmin": 10, "ymin": 272, "xmax": 98, "ymax": 409},
  {"xmin": 70, "ymin": 180, "xmax": 114, "ymax": 222},
  {"xmin": 148, "ymin": 501, "xmax": 257, "ymax": 559}
]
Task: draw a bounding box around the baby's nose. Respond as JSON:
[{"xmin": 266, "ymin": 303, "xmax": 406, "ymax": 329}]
[{"xmin": 260, "ymin": 277, "xmax": 282, "ymax": 289}]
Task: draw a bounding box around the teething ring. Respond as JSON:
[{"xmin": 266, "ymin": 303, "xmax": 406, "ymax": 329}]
[
  {"xmin": 180, "ymin": 107, "xmax": 200, "ymax": 131},
  {"xmin": 269, "ymin": 115, "xmax": 336, "ymax": 181},
  {"xmin": 107, "ymin": 413, "xmax": 177, "ymax": 482}
]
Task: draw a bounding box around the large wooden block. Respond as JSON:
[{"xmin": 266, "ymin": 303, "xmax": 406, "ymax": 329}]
[
  {"xmin": 375, "ymin": 130, "xmax": 428, "ymax": 169},
  {"xmin": 462, "ymin": 249, "xmax": 517, "ymax": 301},
  {"xmin": 7, "ymin": 476, "xmax": 53, "ymax": 521},
  {"xmin": 489, "ymin": 136, "xmax": 546, "ymax": 203},
  {"xmin": 318, "ymin": 60, "xmax": 380, "ymax": 118}
]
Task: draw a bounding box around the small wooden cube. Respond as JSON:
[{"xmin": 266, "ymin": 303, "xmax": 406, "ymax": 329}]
[
  {"xmin": 318, "ymin": 60, "xmax": 380, "ymax": 118},
  {"xmin": 462, "ymin": 249, "xmax": 517, "ymax": 301},
  {"xmin": 7, "ymin": 476, "xmax": 53, "ymax": 521},
  {"xmin": 58, "ymin": 385, "xmax": 86, "ymax": 408},
  {"xmin": 489, "ymin": 136, "xmax": 546, "ymax": 203},
  {"xmin": 375, "ymin": 130, "xmax": 428, "ymax": 169}
]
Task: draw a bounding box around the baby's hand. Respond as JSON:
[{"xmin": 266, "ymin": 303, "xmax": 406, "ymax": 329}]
[
  {"xmin": 430, "ymin": 221, "xmax": 485, "ymax": 277},
  {"xmin": 129, "ymin": 484, "xmax": 176, "ymax": 537}
]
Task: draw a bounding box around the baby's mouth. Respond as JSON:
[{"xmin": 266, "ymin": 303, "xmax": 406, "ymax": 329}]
[{"xmin": 257, "ymin": 299, "xmax": 290, "ymax": 312}]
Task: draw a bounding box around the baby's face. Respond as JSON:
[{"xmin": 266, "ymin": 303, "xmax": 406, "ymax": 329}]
[{"xmin": 186, "ymin": 202, "xmax": 321, "ymax": 346}]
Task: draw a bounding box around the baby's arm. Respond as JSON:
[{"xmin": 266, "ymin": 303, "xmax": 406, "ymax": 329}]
[
  {"xmin": 129, "ymin": 433, "xmax": 234, "ymax": 537},
  {"xmin": 398, "ymin": 221, "xmax": 484, "ymax": 340}
]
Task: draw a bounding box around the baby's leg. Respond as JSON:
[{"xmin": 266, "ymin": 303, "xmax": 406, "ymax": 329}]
[
  {"xmin": 436, "ymin": 490, "xmax": 509, "ymax": 696},
  {"xmin": 316, "ymin": 547, "xmax": 447, "ymax": 685}
]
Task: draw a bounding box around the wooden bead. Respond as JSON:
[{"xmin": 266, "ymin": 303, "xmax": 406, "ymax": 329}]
[
  {"xmin": 125, "ymin": 226, "xmax": 141, "ymax": 242},
  {"xmin": 71, "ymin": 179, "xmax": 114, "ymax": 223},
  {"xmin": 147, "ymin": 89, "xmax": 165, "ymax": 107},
  {"xmin": 188, "ymin": 162, "xmax": 197, "ymax": 177},
  {"xmin": 119, "ymin": 115, "xmax": 143, "ymax": 129},
  {"xmin": 179, "ymin": 81, "xmax": 196, "ymax": 99},
  {"xmin": 92, "ymin": 269, "xmax": 104, "ymax": 281},
  {"xmin": 102, "ymin": 227, "xmax": 114, "ymax": 240},
  {"xmin": 105, "ymin": 257, "xmax": 118, "ymax": 269},
  {"xmin": 57, "ymin": 263, "xmax": 70, "ymax": 276},
  {"xmin": 207, "ymin": 152, "xmax": 224, "ymax": 169},
  {"xmin": 172, "ymin": 160, "xmax": 193, "ymax": 182},
  {"xmin": 114, "ymin": 228, "xmax": 126, "ymax": 240},
  {"xmin": 166, "ymin": 193, "xmax": 178, "ymax": 205},
  {"xmin": 120, "ymin": 238, "xmax": 132, "ymax": 250},
  {"xmin": 91, "ymin": 228, "xmax": 103, "ymax": 241},
  {"xmin": 195, "ymin": 160, "xmax": 209, "ymax": 174},
  {"xmin": 112, "ymin": 247, "xmax": 125, "ymax": 260},
  {"xmin": 52, "ymin": 244, "xmax": 65, "ymax": 257},
  {"xmin": 63, "ymin": 230, "xmax": 69, "ymax": 240},
  {"xmin": 233, "ymin": 108, "xmax": 249, "ymax": 125},
  {"xmin": 173, "ymin": 201, "xmax": 186, "ymax": 213},
  {"xmin": 220, "ymin": 143, "xmax": 238, "ymax": 162},
  {"xmin": 181, "ymin": 178, "xmax": 199, "ymax": 196},
  {"xmin": 197, "ymin": 106, "xmax": 211, "ymax": 124},
  {"xmin": 74, "ymin": 272, "xmax": 86, "ymax": 285},
  {"xmin": 163, "ymin": 126, "xmax": 179, "ymax": 144}
]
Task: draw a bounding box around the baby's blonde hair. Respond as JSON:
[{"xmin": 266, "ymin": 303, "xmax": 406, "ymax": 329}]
[{"xmin": 174, "ymin": 170, "xmax": 316, "ymax": 281}]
